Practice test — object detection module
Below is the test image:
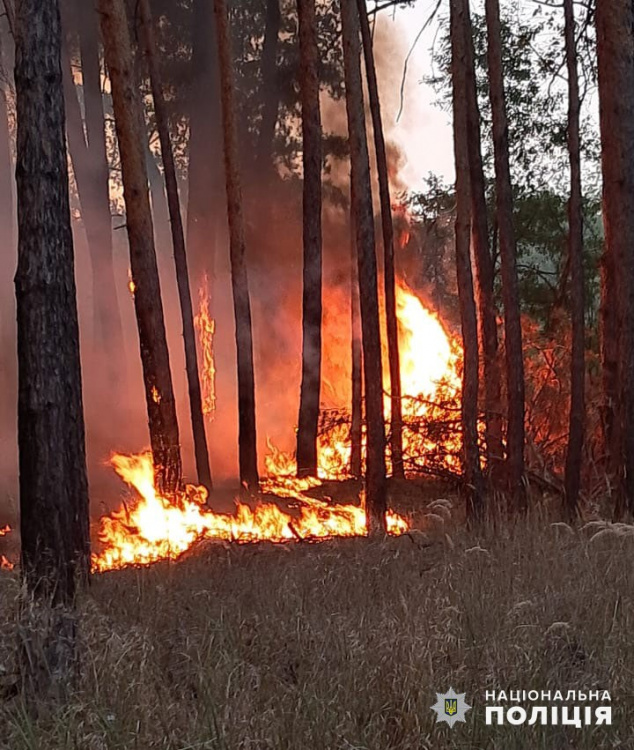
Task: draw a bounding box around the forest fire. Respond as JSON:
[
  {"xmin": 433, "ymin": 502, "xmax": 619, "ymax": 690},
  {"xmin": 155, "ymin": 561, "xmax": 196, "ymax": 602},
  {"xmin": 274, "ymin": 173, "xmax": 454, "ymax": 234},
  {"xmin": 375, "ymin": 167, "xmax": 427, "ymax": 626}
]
[
  {"xmin": 194, "ymin": 276, "xmax": 216, "ymax": 418},
  {"xmin": 87, "ymin": 283, "xmax": 461, "ymax": 574},
  {"xmin": 91, "ymin": 452, "xmax": 409, "ymax": 572}
]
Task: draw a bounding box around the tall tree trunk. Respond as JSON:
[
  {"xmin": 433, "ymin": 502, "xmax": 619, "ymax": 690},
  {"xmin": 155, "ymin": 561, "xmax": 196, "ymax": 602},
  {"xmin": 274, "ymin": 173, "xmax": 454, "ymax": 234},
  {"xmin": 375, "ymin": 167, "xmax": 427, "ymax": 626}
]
[
  {"xmin": 0, "ymin": 32, "xmax": 13, "ymax": 254},
  {"xmin": 77, "ymin": 0, "xmax": 124, "ymax": 359},
  {"xmin": 187, "ymin": 0, "xmax": 223, "ymax": 286},
  {"xmin": 563, "ymin": 0, "xmax": 584, "ymax": 517},
  {"xmin": 356, "ymin": 0, "xmax": 404, "ymax": 480},
  {"xmin": 99, "ymin": 0, "xmax": 182, "ymax": 493},
  {"xmin": 213, "ymin": 0, "xmax": 259, "ymax": 489},
  {"xmin": 450, "ymin": 0, "xmax": 484, "ymax": 522},
  {"xmin": 255, "ymin": 0, "xmax": 281, "ymax": 170},
  {"xmin": 59, "ymin": 1, "xmax": 124, "ymax": 369},
  {"xmin": 15, "ymin": 0, "xmax": 89, "ymax": 700},
  {"xmin": 485, "ymin": 0, "xmax": 526, "ymax": 509},
  {"xmin": 350, "ymin": 214, "xmax": 363, "ymax": 479},
  {"xmin": 296, "ymin": 0, "xmax": 322, "ymax": 478},
  {"xmin": 341, "ymin": 0, "xmax": 386, "ymax": 534},
  {"xmin": 596, "ymin": 0, "xmax": 634, "ymax": 516},
  {"xmin": 138, "ymin": 0, "xmax": 213, "ymax": 491},
  {"xmin": 460, "ymin": 0, "xmax": 503, "ymax": 477}
]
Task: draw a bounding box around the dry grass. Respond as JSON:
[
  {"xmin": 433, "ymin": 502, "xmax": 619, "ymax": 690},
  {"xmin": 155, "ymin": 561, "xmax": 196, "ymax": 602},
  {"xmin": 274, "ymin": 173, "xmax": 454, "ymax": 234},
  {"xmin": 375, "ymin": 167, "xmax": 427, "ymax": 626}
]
[{"xmin": 0, "ymin": 510, "xmax": 632, "ymax": 749}]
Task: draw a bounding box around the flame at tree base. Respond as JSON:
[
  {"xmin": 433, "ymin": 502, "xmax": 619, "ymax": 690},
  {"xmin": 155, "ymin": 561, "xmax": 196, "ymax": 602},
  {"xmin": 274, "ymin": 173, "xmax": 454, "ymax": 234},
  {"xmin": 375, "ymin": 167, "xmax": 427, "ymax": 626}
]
[{"xmin": 92, "ymin": 452, "xmax": 409, "ymax": 573}]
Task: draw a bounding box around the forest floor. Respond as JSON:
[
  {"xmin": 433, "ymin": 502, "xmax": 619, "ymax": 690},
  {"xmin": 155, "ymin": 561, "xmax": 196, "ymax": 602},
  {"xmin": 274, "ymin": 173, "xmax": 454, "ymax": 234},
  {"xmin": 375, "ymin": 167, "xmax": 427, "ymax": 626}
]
[{"xmin": 0, "ymin": 490, "xmax": 632, "ymax": 749}]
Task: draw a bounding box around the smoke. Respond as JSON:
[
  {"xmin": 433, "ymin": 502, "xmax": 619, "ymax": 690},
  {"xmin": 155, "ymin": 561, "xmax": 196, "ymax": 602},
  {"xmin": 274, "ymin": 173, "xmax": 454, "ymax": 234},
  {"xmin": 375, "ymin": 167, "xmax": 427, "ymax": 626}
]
[{"xmin": 0, "ymin": 2, "xmax": 451, "ymax": 526}]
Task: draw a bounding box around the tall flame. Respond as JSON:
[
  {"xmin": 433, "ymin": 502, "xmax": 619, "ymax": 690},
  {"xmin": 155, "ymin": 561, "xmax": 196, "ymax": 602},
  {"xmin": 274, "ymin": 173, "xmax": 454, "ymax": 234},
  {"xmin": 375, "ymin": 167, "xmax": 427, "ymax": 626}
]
[{"xmin": 194, "ymin": 275, "xmax": 216, "ymax": 418}]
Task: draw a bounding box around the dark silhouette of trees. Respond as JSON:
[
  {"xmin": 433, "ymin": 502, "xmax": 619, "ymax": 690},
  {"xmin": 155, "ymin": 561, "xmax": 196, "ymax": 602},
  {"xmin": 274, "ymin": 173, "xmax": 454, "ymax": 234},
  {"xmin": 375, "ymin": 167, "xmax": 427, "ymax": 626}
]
[
  {"xmin": 460, "ymin": 0, "xmax": 503, "ymax": 479},
  {"xmin": 596, "ymin": 0, "xmax": 634, "ymax": 516},
  {"xmin": 296, "ymin": 0, "xmax": 323, "ymax": 478},
  {"xmin": 15, "ymin": 0, "xmax": 90, "ymax": 699},
  {"xmin": 99, "ymin": 0, "xmax": 182, "ymax": 493},
  {"xmin": 357, "ymin": 0, "xmax": 404, "ymax": 480},
  {"xmin": 485, "ymin": 0, "xmax": 526, "ymax": 508},
  {"xmin": 138, "ymin": 0, "xmax": 213, "ymax": 491},
  {"xmin": 563, "ymin": 0, "xmax": 584, "ymax": 517},
  {"xmin": 341, "ymin": 0, "xmax": 386, "ymax": 534},
  {"xmin": 450, "ymin": 0, "xmax": 484, "ymax": 521},
  {"xmin": 214, "ymin": 0, "xmax": 259, "ymax": 489}
]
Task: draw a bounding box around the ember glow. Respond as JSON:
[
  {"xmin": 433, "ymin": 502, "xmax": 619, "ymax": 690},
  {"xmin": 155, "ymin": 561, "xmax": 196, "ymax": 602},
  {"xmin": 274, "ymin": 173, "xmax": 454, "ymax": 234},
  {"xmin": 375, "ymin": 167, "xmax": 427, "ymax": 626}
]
[
  {"xmin": 194, "ymin": 276, "xmax": 216, "ymax": 418},
  {"xmin": 0, "ymin": 525, "xmax": 13, "ymax": 571}
]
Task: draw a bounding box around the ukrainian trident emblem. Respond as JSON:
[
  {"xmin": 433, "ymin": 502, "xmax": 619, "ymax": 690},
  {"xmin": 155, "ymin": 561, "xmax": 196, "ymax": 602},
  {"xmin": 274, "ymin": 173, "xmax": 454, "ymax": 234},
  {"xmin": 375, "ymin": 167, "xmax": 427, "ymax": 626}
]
[{"xmin": 431, "ymin": 688, "xmax": 471, "ymax": 728}]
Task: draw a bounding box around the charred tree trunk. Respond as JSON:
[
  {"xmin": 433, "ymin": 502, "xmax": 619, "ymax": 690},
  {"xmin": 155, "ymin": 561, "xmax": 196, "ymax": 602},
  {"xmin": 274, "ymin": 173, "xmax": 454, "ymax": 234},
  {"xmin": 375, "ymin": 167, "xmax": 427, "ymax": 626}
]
[
  {"xmin": 460, "ymin": 0, "xmax": 503, "ymax": 477},
  {"xmin": 214, "ymin": 0, "xmax": 259, "ymax": 489},
  {"xmin": 596, "ymin": 0, "xmax": 634, "ymax": 516},
  {"xmin": 187, "ymin": 0, "xmax": 223, "ymax": 286},
  {"xmin": 341, "ymin": 0, "xmax": 386, "ymax": 534},
  {"xmin": 255, "ymin": 0, "xmax": 281, "ymax": 170},
  {"xmin": 350, "ymin": 214, "xmax": 363, "ymax": 480},
  {"xmin": 296, "ymin": 0, "xmax": 323, "ymax": 478},
  {"xmin": 99, "ymin": 0, "xmax": 182, "ymax": 493},
  {"xmin": 450, "ymin": 0, "xmax": 484, "ymax": 522},
  {"xmin": 485, "ymin": 0, "xmax": 526, "ymax": 509},
  {"xmin": 15, "ymin": 0, "xmax": 89, "ymax": 698},
  {"xmin": 357, "ymin": 0, "xmax": 403, "ymax": 480},
  {"xmin": 138, "ymin": 0, "xmax": 213, "ymax": 491},
  {"xmin": 563, "ymin": 0, "xmax": 584, "ymax": 518}
]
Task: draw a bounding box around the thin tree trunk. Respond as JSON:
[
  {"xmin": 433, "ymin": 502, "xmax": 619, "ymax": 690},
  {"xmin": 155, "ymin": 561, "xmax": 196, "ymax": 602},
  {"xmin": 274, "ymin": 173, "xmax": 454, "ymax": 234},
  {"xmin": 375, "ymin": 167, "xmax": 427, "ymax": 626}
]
[
  {"xmin": 187, "ymin": 0, "xmax": 223, "ymax": 285},
  {"xmin": 356, "ymin": 0, "xmax": 404, "ymax": 480},
  {"xmin": 255, "ymin": 0, "xmax": 281, "ymax": 170},
  {"xmin": 99, "ymin": 0, "xmax": 182, "ymax": 493},
  {"xmin": 485, "ymin": 0, "xmax": 526, "ymax": 509},
  {"xmin": 563, "ymin": 0, "xmax": 584, "ymax": 518},
  {"xmin": 77, "ymin": 0, "xmax": 124, "ymax": 359},
  {"xmin": 138, "ymin": 0, "xmax": 213, "ymax": 491},
  {"xmin": 450, "ymin": 0, "xmax": 484, "ymax": 522},
  {"xmin": 0, "ymin": 33, "xmax": 12, "ymax": 253},
  {"xmin": 596, "ymin": 0, "xmax": 634, "ymax": 516},
  {"xmin": 213, "ymin": 0, "xmax": 259, "ymax": 489},
  {"xmin": 350, "ymin": 213, "xmax": 363, "ymax": 479},
  {"xmin": 15, "ymin": 0, "xmax": 89, "ymax": 699},
  {"xmin": 341, "ymin": 0, "xmax": 386, "ymax": 534},
  {"xmin": 460, "ymin": 0, "xmax": 503, "ymax": 477},
  {"xmin": 296, "ymin": 0, "xmax": 322, "ymax": 478}
]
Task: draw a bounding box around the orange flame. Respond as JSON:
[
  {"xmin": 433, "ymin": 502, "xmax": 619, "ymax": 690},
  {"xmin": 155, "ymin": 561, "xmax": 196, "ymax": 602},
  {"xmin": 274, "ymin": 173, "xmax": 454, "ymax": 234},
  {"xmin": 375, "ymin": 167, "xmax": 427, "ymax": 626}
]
[
  {"xmin": 128, "ymin": 269, "xmax": 136, "ymax": 296},
  {"xmin": 91, "ymin": 452, "xmax": 408, "ymax": 572},
  {"xmin": 194, "ymin": 276, "xmax": 216, "ymax": 418}
]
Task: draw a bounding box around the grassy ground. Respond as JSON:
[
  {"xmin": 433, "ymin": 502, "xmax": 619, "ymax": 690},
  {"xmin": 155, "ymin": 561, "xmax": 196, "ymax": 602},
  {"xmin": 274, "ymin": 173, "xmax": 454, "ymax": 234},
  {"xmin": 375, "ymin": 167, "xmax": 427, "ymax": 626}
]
[{"xmin": 0, "ymin": 503, "xmax": 632, "ymax": 749}]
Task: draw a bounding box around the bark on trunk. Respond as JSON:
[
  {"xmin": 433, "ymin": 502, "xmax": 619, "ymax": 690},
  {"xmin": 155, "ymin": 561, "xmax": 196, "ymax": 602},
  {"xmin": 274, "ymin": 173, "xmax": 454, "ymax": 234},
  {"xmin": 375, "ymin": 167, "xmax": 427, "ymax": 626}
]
[
  {"xmin": 341, "ymin": 0, "xmax": 386, "ymax": 534},
  {"xmin": 460, "ymin": 0, "xmax": 503, "ymax": 477},
  {"xmin": 563, "ymin": 0, "xmax": 584, "ymax": 518},
  {"xmin": 296, "ymin": 0, "xmax": 323, "ymax": 478},
  {"xmin": 99, "ymin": 0, "xmax": 182, "ymax": 493},
  {"xmin": 357, "ymin": 0, "xmax": 403, "ymax": 480},
  {"xmin": 214, "ymin": 0, "xmax": 259, "ymax": 489},
  {"xmin": 138, "ymin": 0, "xmax": 213, "ymax": 491},
  {"xmin": 14, "ymin": 5, "xmax": 89, "ymax": 700},
  {"xmin": 187, "ymin": 0, "xmax": 224, "ymax": 285},
  {"xmin": 485, "ymin": 0, "xmax": 526, "ymax": 509},
  {"xmin": 350, "ymin": 213, "xmax": 363, "ymax": 479},
  {"xmin": 596, "ymin": 0, "xmax": 634, "ymax": 516},
  {"xmin": 0, "ymin": 33, "xmax": 13, "ymax": 256},
  {"xmin": 450, "ymin": 0, "xmax": 484, "ymax": 522},
  {"xmin": 255, "ymin": 0, "xmax": 281, "ymax": 170}
]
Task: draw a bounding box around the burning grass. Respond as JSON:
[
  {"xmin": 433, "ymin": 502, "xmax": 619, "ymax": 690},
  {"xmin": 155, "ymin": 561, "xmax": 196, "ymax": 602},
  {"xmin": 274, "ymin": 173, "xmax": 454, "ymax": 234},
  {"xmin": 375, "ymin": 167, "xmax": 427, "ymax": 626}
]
[{"xmin": 1, "ymin": 511, "xmax": 633, "ymax": 749}]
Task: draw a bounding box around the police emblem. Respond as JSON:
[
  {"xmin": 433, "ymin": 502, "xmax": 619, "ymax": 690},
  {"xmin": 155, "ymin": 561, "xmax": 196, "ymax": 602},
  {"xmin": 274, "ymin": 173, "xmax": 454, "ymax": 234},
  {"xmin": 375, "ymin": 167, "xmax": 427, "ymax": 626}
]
[{"xmin": 431, "ymin": 688, "xmax": 471, "ymax": 728}]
